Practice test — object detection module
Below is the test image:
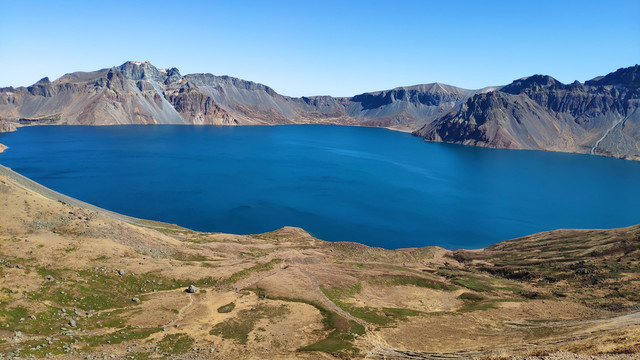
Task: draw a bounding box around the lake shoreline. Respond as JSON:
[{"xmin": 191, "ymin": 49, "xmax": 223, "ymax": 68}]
[
  {"xmin": 0, "ymin": 162, "xmax": 465, "ymax": 251},
  {"xmin": 2, "ymin": 124, "xmax": 638, "ymax": 250},
  {"xmin": 2, "ymin": 159, "xmax": 639, "ymax": 359},
  {"xmin": 1, "ymin": 122, "xmax": 637, "ymax": 162},
  {"xmin": 2, "ymin": 160, "xmax": 635, "ymax": 253}
]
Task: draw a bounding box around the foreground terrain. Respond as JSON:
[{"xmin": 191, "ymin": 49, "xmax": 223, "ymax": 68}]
[{"xmin": 0, "ymin": 164, "xmax": 639, "ymax": 359}]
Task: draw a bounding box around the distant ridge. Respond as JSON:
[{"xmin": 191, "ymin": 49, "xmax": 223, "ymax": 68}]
[
  {"xmin": 1, "ymin": 62, "xmax": 639, "ymax": 160},
  {"xmin": 0, "ymin": 61, "xmax": 474, "ymax": 132}
]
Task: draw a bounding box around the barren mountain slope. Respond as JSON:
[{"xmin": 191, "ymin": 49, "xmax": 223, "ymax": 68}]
[
  {"xmin": 0, "ymin": 165, "xmax": 638, "ymax": 359},
  {"xmin": 0, "ymin": 61, "xmax": 473, "ymax": 132}
]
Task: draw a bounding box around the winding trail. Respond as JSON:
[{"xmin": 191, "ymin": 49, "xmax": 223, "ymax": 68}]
[
  {"xmin": 164, "ymin": 293, "xmax": 194, "ymax": 329},
  {"xmin": 366, "ymin": 311, "xmax": 640, "ymax": 359},
  {"xmin": 296, "ymin": 265, "xmax": 479, "ymax": 359},
  {"xmin": 237, "ymin": 267, "xmax": 283, "ymax": 291},
  {"xmin": 590, "ymin": 115, "xmax": 628, "ymax": 155},
  {"xmin": 296, "ymin": 266, "xmax": 369, "ymax": 329},
  {"xmin": 295, "ymin": 264, "xmax": 640, "ymax": 359}
]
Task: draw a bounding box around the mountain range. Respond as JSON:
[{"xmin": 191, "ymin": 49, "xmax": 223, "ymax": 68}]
[{"xmin": 1, "ymin": 61, "xmax": 639, "ymax": 160}]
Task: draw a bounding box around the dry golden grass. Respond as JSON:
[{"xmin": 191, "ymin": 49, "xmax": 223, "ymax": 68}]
[{"xmin": 0, "ymin": 165, "xmax": 638, "ymax": 359}]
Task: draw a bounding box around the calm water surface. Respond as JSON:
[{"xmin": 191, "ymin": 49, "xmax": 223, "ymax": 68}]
[{"xmin": 1, "ymin": 125, "xmax": 639, "ymax": 249}]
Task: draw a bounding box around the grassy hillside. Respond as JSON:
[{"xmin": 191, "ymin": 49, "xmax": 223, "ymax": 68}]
[{"xmin": 0, "ymin": 165, "xmax": 638, "ymax": 359}]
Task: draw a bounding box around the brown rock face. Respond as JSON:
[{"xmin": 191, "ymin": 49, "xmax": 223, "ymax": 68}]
[
  {"xmin": 0, "ymin": 119, "xmax": 17, "ymax": 132},
  {"xmin": 166, "ymin": 87, "xmax": 237, "ymax": 125}
]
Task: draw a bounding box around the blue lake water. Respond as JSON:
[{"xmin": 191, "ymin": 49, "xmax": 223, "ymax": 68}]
[{"xmin": 1, "ymin": 125, "xmax": 639, "ymax": 249}]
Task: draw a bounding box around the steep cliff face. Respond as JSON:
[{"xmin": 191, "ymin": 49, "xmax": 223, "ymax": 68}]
[
  {"xmin": 183, "ymin": 73, "xmax": 318, "ymax": 124},
  {"xmin": 415, "ymin": 66, "xmax": 640, "ymax": 160},
  {"xmin": 0, "ymin": 119, "xmax": 16, "ymax": 133},
  {"xmin": 0, "ymin": 61, "xmax": 472, "ymax": 131},
  {"xmin": 164, "ymin": 81, "xmax": 237, "ymax": 125}
]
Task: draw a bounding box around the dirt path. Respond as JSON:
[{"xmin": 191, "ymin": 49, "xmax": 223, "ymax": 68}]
[
  {"xmin": 164, "ymin": 293, "xmax": 194, "ymax": 329},
  {"xmin": 237, "ymin": 267, "xmax": 283, "ymax": 291},
  {"xmin": 233, "ymin": 263, "xmax": 400, "ymax": 354},
  {"xmin": 233, "ymin": 263, "xmax": 370, "ymax": 327},
  {"xmin": 294, "ymin": 266, "xmax": 480, "ymax": 359},
  {"xmin": 293, "ymin": 265, "xmax": 415, "ymax": 357},
  {"xmin": 366, "ymin": 311, "xmax": 640, "ymax": 360},
  {"xmin": 296, "ymin": 266, "xmax": 369, "ymax": 329}
]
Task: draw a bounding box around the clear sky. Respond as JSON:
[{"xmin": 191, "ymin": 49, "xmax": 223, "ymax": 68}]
[{"xmin": 0, "ymin": 0, "xmax": 638, "ymax": 97}]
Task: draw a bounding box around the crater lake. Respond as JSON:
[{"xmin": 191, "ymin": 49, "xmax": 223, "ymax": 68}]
[{"xmin": 1, "ymin": 125, "xmax": 639, "ymax": 249}]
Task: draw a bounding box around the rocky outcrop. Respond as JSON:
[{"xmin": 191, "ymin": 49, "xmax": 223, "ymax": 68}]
[
  {"xmin": 165, "ymin": 83, "xmax": 237, "ymax": 125},
  {"xmin": 0, "ymin": 119, "xmax": 16, "ymax": 133},
  {"xmin": 415, "ymin": 66, "xmax": 640, "ymax": 160}
]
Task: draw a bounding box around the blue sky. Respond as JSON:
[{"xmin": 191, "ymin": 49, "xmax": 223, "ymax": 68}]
[{"xmin": 1, "ymin": 0, "xmax": 638, "ymax": 97}]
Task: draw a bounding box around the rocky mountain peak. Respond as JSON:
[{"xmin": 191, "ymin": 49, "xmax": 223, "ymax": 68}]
[
  {"xmin": 35, "ymin": 77, "xmax": 51, "ymax": 84},
  {"xmin": 114, "ymin": 61, "xmax": 178, "ymax": 83},
  {"xmin": 586, "ymin": 65, "xmax": 640, "ymax": 89},
  {"xmin": 27, "ymin": 77, "xmax": 55, "ymax": 96},
  {"xmin": 160, "ymin": 67, "xmax": 182, "ymax": 84},
  {"xmin": 500, "ymin": 74, "xmax": 560, "ymax": 95}
]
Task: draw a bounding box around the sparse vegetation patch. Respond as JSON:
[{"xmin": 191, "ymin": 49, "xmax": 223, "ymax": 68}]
[
  {"xmin": 217, "ymin": 302, "xmax": 236, "ymax": 313},
  {"xmin": 157, "ymin": 333, "xmax": 194, "ymax": 355},
  {"xmin": 369, "ymin": 274, "xmax": 458, "ymax": 291},
  {"xmin": 320, "ymin": 283, "xmax": 416, "ymax": 326},
  {"xmin": 222, "ymin": 258, "xmax": 280, "ymax": 284},
  {"xmin": 210, "ymin": 303, "xmax": 290, "ymax": 344}
]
